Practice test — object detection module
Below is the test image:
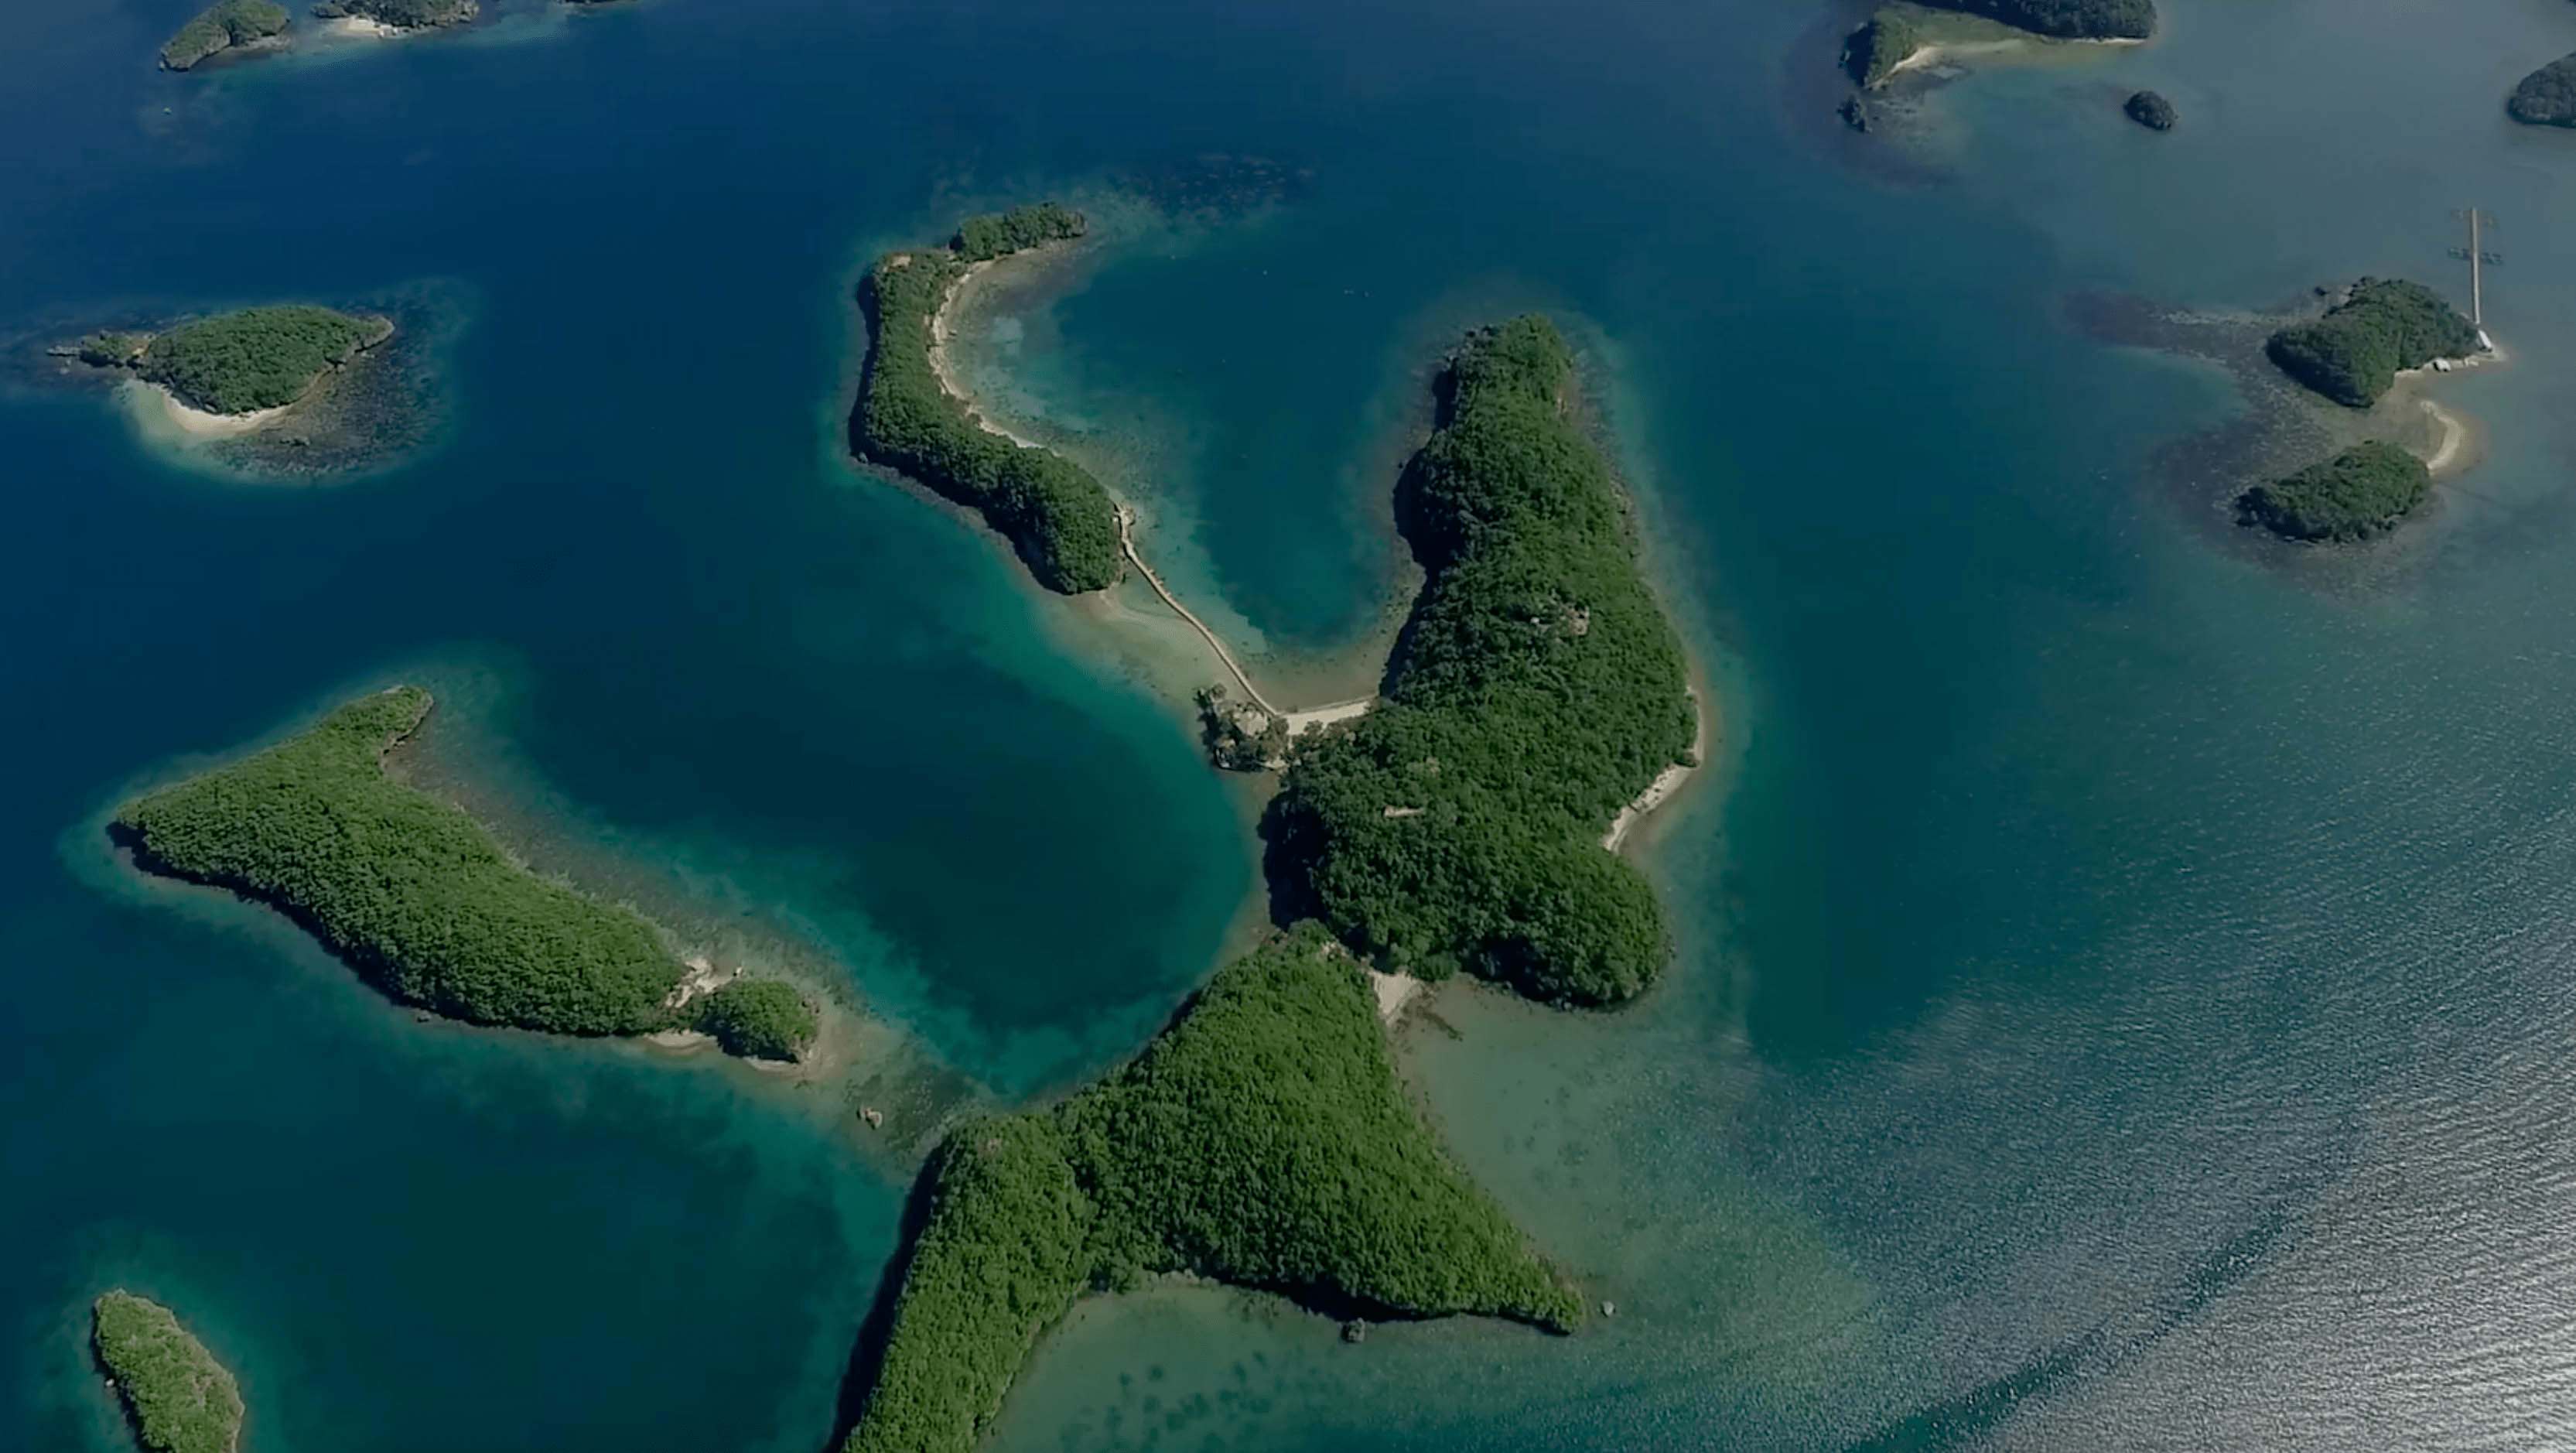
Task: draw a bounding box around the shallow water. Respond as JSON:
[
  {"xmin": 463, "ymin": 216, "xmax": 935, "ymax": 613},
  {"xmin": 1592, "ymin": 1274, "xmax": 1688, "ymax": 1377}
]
[{"xmin": 8, "ymin": 0, "xmax": 2576, "ymax": 1448}]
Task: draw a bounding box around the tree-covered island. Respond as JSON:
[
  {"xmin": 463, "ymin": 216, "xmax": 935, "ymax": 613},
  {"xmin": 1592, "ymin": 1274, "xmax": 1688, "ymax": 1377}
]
[
  {"xmin": 852, "ymin": 204, "xmax": 1125, "ymax": 594},
  {"xmin": 78, "ymin": 306, "xmax": 391, "ymax": 417},
  {"xmin": 841, "ymin": 924, "xmax": 1578, "ymax": 1453},
  {"xmin": 2509, "ymin": 54, "xmax": 2576, "ymax": 126},
  {"xmin": 2264, "ymin": 279, "xmax": 2482, "ymax": 409},
  {"xmin": 311, "ymin": 0, "xmax": 480, "ymax": 29},
  {"xmin": 1266, "ymin": 317, "xmax": 1694, "ymax": 1007},
  {"xmin": 2125, "ymin": 89, "xmax": 2177, "ymax": 129},
  {"xmin": 160, "ymin": 1, "xmax": 291, "ymax": 70},
  {"xmin": 91, "ymin": 1292, "xmax": 244, "ymax": 1453},
  {"xmin": 2236, "ymin": 439, "xmax": 2432, "ymax": 542},
  {"xmin": 111, "ymin": 687, "xmax": 817, "ymax": 1061},
  {"xmin": 1844, "ymin": 9, "xmax": 1925, "ymax": 87},
  {"xmin": 1915, "ymin": 0, "xmax": 2154, "ymax": 39}
]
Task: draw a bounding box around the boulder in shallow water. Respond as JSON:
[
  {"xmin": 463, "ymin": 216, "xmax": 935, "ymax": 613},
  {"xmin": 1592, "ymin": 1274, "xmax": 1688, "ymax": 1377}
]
[{"xmin": 2124, "ymin": 90, "xmax": 2178, "ymax": 130}]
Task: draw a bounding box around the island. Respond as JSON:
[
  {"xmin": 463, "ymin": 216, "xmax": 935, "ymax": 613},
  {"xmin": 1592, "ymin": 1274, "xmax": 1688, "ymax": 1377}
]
[
  {"xmin": 77, "ymin": 306, "xmax": 390, "ymax": 420},
  {"xmin": 2236, "ymin": 439, "xmax": 2432, "ymax": 542},
  {"xmin": 2509, "ymin": 54, "xmax": 2576, "ymax": 127},
  {"xmin": 2265, "ymin": 279, "xmax": 2482, "ymax": 409},
  {"xmin": 1843, "ymin": 9, "xmax": 1924, "ymax": 88},
  {"xmin": 2125, "ymin": 89, "xmax": 2177, "ymax": 129},
  {"xmin": 111, "ymin": 686, "xmax": 817, "ymax": 1061},
  {"xmin": 851, "ymin": 203, "xmax": 1123, "ymax": 594},
  {"xmin": 840, "ymin": 924, "xmax": 1578, "ymax": 1453},
  {"xmin": 1918, "ymin": 0, "xmax": 2155, "ymax": 39},
  {"xmin": 91, "ymin": 1292, "xmax": 243, "ymax": 1453},
  {"xmin": 311, "ymin": 0, "xmax": 480, "ymax": 29},
  {"xmin": 159, "ymin": 0, "xmax": 290, "ymax": 71},
  {"xmin": 1266, "ymin": 317, "xmax": 1695, "ymax": 1007}
]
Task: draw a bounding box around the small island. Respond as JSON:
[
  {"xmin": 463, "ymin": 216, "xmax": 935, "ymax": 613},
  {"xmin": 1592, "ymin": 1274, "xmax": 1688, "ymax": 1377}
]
[
  {"xmin": 79, "ymin": 306, "xmax": 390, "ymax": 419},
  {"xmin": 1266, "ymin": 317, "xmax": 1695, "ymax": 1007},
  {"xmin": 1919, "ymin": 0, "xmax": 2155, "ymax": 39},
  {"xmin": 2125, "ymin": 89, "xmax": 2177, "ymax": 129},
  {"xmin": 111, "ymin": 687, "xmax": 817, "ymax": 1061},
  {"xmin": 311, "ymin": 0, "xmax": 480, "ymax": 30},
  {"xmin": 2236, "ymin": 440, "xmax": 2433, "ymax": 542},
  {"xmin": 2509, "ymin": 54, "xmax": 2576, "ymax": 127},
  {"xmin": 2265, "ymin": 279, "xmax": 2482, "ymax": 409},
  {"xmin": 91, "ymin": 1292, "xmax": 244, "ymax": 1453},
  {"xmin": 159, "ymin": 0, "xmax": 290, "ymax": 71},
  {"xmin": 1844, "ymin": 9, "xmax": 1924, "ymax": 88},
  {"xmin": 840, "ymin": 924, "xmax": 1578, "ymax": 1453},
  {"xmin": 852, "ymin": 203, "xmax": 1124, "ymax": 594}
]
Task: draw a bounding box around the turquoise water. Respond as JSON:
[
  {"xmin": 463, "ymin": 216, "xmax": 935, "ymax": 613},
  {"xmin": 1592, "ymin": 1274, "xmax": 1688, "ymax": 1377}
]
[{"xmin": 9, "ymin": 0, "xmax": 2576, "ymax": 1448}]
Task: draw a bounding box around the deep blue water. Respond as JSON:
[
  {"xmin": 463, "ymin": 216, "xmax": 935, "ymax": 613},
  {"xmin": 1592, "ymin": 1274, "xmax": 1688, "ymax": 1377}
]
[{"xmin": 10, "ymin": 0, "xmax": 2576, "ymax": 1448}]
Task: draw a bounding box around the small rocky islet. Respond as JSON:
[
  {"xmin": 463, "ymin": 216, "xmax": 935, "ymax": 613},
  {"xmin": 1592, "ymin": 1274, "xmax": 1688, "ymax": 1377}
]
[{"xmin": 91, "ymin": 1291, "xmax": 244, "ymax": 1453}]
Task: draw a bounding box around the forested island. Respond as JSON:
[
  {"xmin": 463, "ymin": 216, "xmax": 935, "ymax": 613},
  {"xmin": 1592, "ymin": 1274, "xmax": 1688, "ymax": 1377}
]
[
  {"xmin": 852, "ymin": 203, "xmax": 1124, "ymax": 593},
  {"xmin": 91, "ymin": 1292, "xmax": 243, "ymax": 1453},
  {"xmin": 77, "ymin": 306, "xmax": 390, "ymax": 417},
  {"xmin": 1918, "ymin": 0, "xmax": 2154, "ymax": 39},
  {"xmin": 159, "ymin": 0, "xmax": 290, "ymax": 70},
  {"xmin": 311, "ymin": 0, "xmax": 479, "ymax": 29},
  {"xmin": 2125, "ymin": 89, "xmax": 2176, "ymax": 129},
  {"xmin": 2236, "ymin": 440, "xmax": 2432, "ymax": 542},
  {"xmin": 1844, "ymin": 9, "xmax": 1923, "ymax": 87},
  {"xmin": 841, "ymin": 924, "xmax": 1577, "ymax": 1453},
  {"xmin": 111, "ymin": 688, "xmax": 816, "ymax": 1060},
  {"xmin": 2509, "ymin": 54, "xmax": 2576, "ymax": 126},
  {"xmin": 2266, "ymin": 279, "xmax": 2481, "ymax": 409},
  {"xmin": 1266, "ymin": 317, "xmax": 1694, "ymax": 1007}
]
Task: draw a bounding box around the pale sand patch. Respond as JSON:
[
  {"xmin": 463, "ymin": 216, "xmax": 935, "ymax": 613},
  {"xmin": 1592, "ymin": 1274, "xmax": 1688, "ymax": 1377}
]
[
  {"xmin": 928, "ymin": 258, "xmax": 1047, "ymax": 450},
  {"xmin": 1282, "ymin": 698, "xmax": 1373, "ymax": 737},
  {"xmin": 2421, "ymin": 400, "xmax": 2468, "ymax": 475},
  {"xmin": 1888, "ymin": 32, "xmax": 2143, "ymax": 80},
  {"xmin": 1604, "ymin": 682, "xmax": 1711, "ymax": 853},
  {"xmin": 1366, "ymin": 968, "xmax": 1422, "ymax": 1023},
  {"xmin": 142, "ymin": 382, "xmax": 288, "ymax": 439},
  {"xmin": 323, "ymin": 16, "xmax": 402, "ymax": 38}
]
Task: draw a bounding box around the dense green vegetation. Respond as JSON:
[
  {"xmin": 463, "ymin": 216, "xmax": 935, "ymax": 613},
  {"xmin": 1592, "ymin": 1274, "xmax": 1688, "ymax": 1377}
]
[
  {"xmin": 1919, "ymin": 0, "xmax": 2155, "ymax": 39},
  {"xmin": 133, "ymin": 306, "xmax": 384, "ymax": 415},
  {"xmin": 853, "ymin": 207, "xmax": 1123, "ymax": 593},
  {"xmin": 91, "ymin": 1292, "xmax": 244, "ymax": 1453},
  {"xmin": 159, "ymin": 0, "xmax": 289, "ymax": 71},
  {"xmin": 80, "ymin": 333, "xmax": 145, "ymax": 367},
  {"xmin": 952, "ymin": 203, "xmax": 1086, "ymax": 263},
  {"xmin": 2125, "ymin": 89, "xmax": 2177, "ymax": 129},
  {"xmin": 2265, "ymin": 279, "xmax": 2481, "ymax": 408},
  {"xmin": 1267, "ymin": 317, "xmax": 1693, "ymax": 1007},
  {"xmin": 843, "ymin": 925, "xmax": 1577, "ymax": 1453},
  {"xmin": 695, "ymin": 979, "xmax": 817, "ymax": 1061},
  {"xmin": 2509, "ymin": 54, "xmax": 2576, "ymax": 126},
  {"xmin": 2236, "ymin": 440, "xmax": 2431, "ymax": 542},
  {"xmin": 1844, "ymin": 9, "xmax": 1923, "ymax": 87},
  {"xmin": 114, "ymin": 688, "xmax": 686, "ymax": 1038},
  {"xmin": 312, "ymin": 0, "xmax": 480, "ymax": 27}
]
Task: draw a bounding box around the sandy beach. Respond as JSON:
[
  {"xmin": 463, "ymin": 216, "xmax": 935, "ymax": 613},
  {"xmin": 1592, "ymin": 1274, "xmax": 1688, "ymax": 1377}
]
[
  {"xmin": 137, "ymin": 381, "xmax": 289, "ymax": 439},
  {"xmin": 1888, "ymin": 32, "xmax": 2144, "ymax": 80},
  {"xmin": 1604, "ymin": 682, "xmax": 1712, "ymax": 853},
  {"xmin": 927, "ymin": 258, "xmax": 1048, "ymax": 451},
  {"xmin": 2421, "ymin": 400, "xmax": 2469, "ymax": 474},
  {"xmin": 1365, "ymin": 967, "xmax": 1422, "ymax": 1023},
  {"xmin": 322, "ymin": 16, "xmax": 403, "ymax": 39}
]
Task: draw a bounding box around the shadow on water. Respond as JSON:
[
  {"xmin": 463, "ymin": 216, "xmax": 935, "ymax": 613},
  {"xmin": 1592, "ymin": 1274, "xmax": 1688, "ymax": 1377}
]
[{"xmin": 1843, "ymin": 1191, "xmax": 2311, "ymax": 1450}]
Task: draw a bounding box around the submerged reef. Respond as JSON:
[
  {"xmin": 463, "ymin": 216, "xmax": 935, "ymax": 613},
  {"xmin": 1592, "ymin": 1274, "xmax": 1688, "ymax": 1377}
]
[
  {"xmin": 1266, "ymin": 316, "xmax": 1695, "ymax": 1007},
  {"xmin": 840, "ymin": 925, "xmax": 1577, "ymax": 1453},
  {"xmin": 852, "ymin": 204, "xmax": 1125, "ymax": 593},
  {"xmin": 91, "ymin": 1292, "xmax": 243, "ymax": 1453},
  {"xmin": 111, "ymin": 687, "xmax": 815, "ymax": 1059}
]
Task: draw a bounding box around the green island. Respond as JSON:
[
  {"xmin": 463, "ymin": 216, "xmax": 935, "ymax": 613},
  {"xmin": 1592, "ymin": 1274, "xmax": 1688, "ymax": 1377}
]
[
  {"xmin": 2509, "ymin": 54, "xmax": 2576, "ymax": 127},
  {"xmin": 2236, "ymin": 439, "xmax": 2431, "ymax": 542},
  {"xmin": 1917, "ymin": 0, "xmax": 2154, "ymax": 40},
  {"xmin": 111, "ymin": 686, "xmax": 816, "ymax": 1060},
  {"xmin": 80, "ymin": 306, "xmax": 391, "ymax": 417},
  {"xmin": 1844, "ymin": 9, "xmax": 1924, "ymax": 88},
  {"xmin": 159, "ymin": 0, "xmax": 290, "ymax": 70},
  {"xmin": 2264, "ymin": 279, "xmax": 2481, "ymax": 409},
  {"xmin": 312, "ymin": 0, "xmax": 480, "ymax": 28},
  {"xmin": 852, "ymin": 204, "xmax": 1124, "ymax": 594},
  {"xmin": 91, "ymin": 1292, "xmax": 244, "ymax": 1453},
  {"xmin": 2125, "ymin": 89, "xmax": 2177, "ymax": 130},
  {"xmin": 841, "ymin": 924, "xmax": 1578, "ymax": 1453},
  {"xmin": 1266, "ymin": 316, "xmax": 1694, "ymax": 1007}
]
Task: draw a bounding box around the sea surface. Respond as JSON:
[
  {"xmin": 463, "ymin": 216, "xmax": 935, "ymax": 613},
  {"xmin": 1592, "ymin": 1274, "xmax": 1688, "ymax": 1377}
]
[{"xmin": 7, "ymin": 0, "xmax": 2576, "ymax": 1448}]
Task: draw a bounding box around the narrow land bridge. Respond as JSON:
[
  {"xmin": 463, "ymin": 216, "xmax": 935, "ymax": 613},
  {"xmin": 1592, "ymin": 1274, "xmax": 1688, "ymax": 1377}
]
[{"xmin": 1115, "ymin": 504, "xmax": 1372, "ymax": 735}]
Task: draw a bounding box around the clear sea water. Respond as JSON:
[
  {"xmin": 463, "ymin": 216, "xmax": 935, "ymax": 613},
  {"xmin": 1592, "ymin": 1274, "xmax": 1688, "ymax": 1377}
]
[{"xmin": 9, "ymin": 0, "xmax": 2576, "ymax": 1448}]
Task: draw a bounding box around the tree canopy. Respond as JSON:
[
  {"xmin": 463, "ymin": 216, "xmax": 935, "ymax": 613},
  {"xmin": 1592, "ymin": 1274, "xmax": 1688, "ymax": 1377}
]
[
  {"xmin": 136, "ymin": 306, "xmax": 384, "ymax": 415},
  {"xmin": 159, "ymin": 0, "xmax": 289, "ymax": 71},
  {"xmin": 1919, "ymin": 0, "xmax": 2155, "ymax": 39},
  {"xmin": 1845, "ymin": 9, "xmax": 1924, "ymax": 88},
  {"xmin": 1267, "ymin": 316, "xmax": 1693, "ymax": 1007},
  {"xmin": 2237, "ymin": 439, "xmax": 2432, "ymax": 542},
  {"xmin": 92, "ymin": 1292, "xmax": 244, "ymax": 1453},
  {"xmin": 695, "ymin": 979, "xmax": 818, "ymax": 1061},
  {"xmin": 2265, "ymin": 279, "xmax": 2479, "ymax": 409},
  {"xmin": 2509, "ymin": 54, "xmax": 2576, "ymax": 127},
  {"xmin": 842, "ymin": 925, "xmax": 1577, "ymax": 1453}
]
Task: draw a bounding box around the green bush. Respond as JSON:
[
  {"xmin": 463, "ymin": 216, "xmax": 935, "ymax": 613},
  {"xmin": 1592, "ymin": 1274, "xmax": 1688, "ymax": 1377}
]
[
  {"xmin": 114, "ymin": 688, "xmax": 684, "ymax": 1038},
  {"xmin": 2509, "ymin": 54, "xmax": 2576, "ymax": 127},
  {"xmin": 2265, "ymin": 279, "xmax": 2480, "ymax": 409},
  {"xmin": 695, "ymin": 979, "xmax": 818, "ymax": 1061},
  {"xmin": 80, "ymin": 333, "xmax": 145, "ymax": 367},
  {"xmin": 1268, "ymin": 317, "xmax": 1693, "ymax": 1007},
  {"xmin": 159, "ymin": 0, "xmax": 289, "ymax": 71},
  {"xmin": 2237, "ymin": 439, "xmax": 2431, "ymax": 542},
  {"xmin": 137, "ymin": 306, "xmax": 384, "ymax": 415},
  {"xmin": 843, "ymin": 926, "xmax": 1577, "ymax": 1453},
  {"xmin": 853, "ymin": 207, "xmax": 1123, "ymax": 593},
  {"xmin": 2124, "ymin": 89, "xmax": 2178, "ymax": 130},
  {"xmin": 312, "ymin": 0, "xmax": 480, "ymax": 27},
  {"xmin": 1845, "ymin": 9, "xmax": 1922, "ymax": 87},
  {"xmin": 1920, "ymin": 0, "xmax": 2155, "ymax": 39},
  {"xmin": 91, "ymin": 1292, "xmax": 244, "ymax": 1453}
]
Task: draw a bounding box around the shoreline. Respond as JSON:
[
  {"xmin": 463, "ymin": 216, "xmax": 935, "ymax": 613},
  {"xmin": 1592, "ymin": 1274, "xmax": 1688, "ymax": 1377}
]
[
  {"xmin": 1603, "ymin": 677, "xmax": 1712, "ymax": 853},
  {"xmin": 137, "ymin": 381, "xmax": 290, "ymax": 439},
  {"xmin": 1886, "ymin": 28, "xmax": 2144, "ymax": 80}
]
